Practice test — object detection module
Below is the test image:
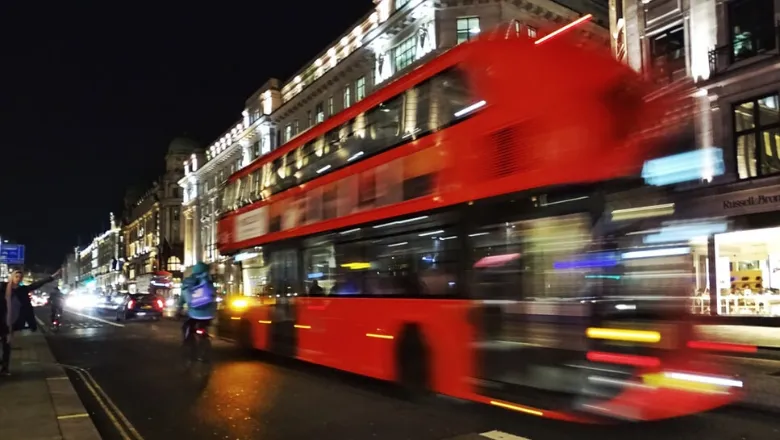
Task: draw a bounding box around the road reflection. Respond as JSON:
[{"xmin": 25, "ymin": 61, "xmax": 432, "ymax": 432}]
[{"xmin": 193, "ymin": 361, "xmax": 280, "ymax": 439}]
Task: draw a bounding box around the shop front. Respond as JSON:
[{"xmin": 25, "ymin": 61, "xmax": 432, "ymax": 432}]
[{"xmin": 679, "ymin": 178, "xmax": 780, "ymax": 317}]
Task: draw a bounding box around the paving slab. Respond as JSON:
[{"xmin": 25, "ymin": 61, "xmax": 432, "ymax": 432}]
[{"xmin": 0, "ymin": 330, "xmax": 101, "ymax": 440}]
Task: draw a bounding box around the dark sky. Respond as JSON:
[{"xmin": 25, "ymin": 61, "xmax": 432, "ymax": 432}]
[{"xmin": 2, "ymin": 0, "xmax": 372, "ymax": 268}]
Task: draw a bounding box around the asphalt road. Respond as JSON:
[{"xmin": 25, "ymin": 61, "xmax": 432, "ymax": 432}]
[{"xmin": 33, "ymin": 306, "xmax": 780, "ymax": 440}]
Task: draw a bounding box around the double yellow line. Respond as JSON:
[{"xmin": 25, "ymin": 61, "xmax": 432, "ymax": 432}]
[
  {"xmin": 63, "ymin": 365, "xmax": 144, "ymax": 440},
  {"xmin": 37, "ymin": 316, "xmax": 143, "ymax": 439}
]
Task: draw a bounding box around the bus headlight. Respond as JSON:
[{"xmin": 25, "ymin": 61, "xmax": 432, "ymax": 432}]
[{"xmin": 230, "ymin": 299, "xmax": 248, "ymax": 311}]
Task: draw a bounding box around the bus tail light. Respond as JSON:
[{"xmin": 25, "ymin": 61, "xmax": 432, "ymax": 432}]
[
  {"xmin": 586, "ymin": 351, "xmax": 661, "ymax": 368},
  {"xmin": 687, "ymin": 340, "xmax": 757, "ymax": 353}
]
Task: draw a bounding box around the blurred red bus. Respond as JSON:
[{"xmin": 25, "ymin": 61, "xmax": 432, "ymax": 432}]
[{"xmin": 215, "ymin": 26, "xmax": 741, "ymax": 422}]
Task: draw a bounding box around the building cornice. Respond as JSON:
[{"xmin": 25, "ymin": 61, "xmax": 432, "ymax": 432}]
[
  {"xmin": 192, "ymin": 142, "xmax": 243, "ymax": 181},
  {"xmin": 124, "ymin": 202, "xmax": 161, "ymax": 230}
]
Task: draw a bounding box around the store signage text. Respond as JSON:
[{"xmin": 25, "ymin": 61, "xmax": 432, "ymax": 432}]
[{"xmin": 722, "ymin": 193, "xmax": 780, "ymax": 210}]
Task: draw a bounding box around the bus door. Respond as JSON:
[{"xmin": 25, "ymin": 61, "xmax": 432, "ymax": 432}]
[
  {"xmin": 470, "ymin": 213, "xmax": 593, "ymax": 409},
  {"xmin": 266, "ymin": 248, "xmax": 300, "ymax": 357}
]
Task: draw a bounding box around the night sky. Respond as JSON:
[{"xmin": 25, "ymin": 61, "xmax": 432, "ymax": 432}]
[{"xmin": 2, "ymin": 0, "xmax": 372, "ymax": 268}]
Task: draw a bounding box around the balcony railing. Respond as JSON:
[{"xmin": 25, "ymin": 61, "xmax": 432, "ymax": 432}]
[{"xmin": 708, "ymin": 25, "xmax": 780, "ymax": 75}]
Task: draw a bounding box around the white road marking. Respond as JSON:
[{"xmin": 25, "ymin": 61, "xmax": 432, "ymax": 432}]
[
  {"xmin": 66, "ymin": 310, "xmax": 125, "ymax": 328},
  {"xmin": 481, "ymin": 431, "xmax": 531, "ymax": 440},
  {"xmin": 57, "ymin": 413, "xmax": 90, "ymax": 420}
]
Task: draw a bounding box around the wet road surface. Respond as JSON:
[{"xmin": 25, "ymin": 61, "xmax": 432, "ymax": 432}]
[{"xmin": 34, "ymin": 307, "xmax": 780, "ymax": 440}]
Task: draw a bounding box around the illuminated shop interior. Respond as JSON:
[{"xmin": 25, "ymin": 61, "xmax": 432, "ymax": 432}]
[{"xmin": 691, "ymin": 226, "xmax": 780, "ymax": 316}]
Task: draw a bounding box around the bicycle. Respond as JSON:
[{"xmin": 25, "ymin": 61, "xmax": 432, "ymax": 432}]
[
  {"xmin": 181, "ymin": 319, "xmax": 212, "ymax": 379},
  {"xmin": 50, "ymin": 309, "xmax": 63, "ymax": 333}
]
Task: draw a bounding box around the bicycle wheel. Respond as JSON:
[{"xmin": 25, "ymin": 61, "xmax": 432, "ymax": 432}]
[
  {"xmin": 181, "ymin": 337, "xmax": 197, "ymax": 370},
  {"xmin": 196, "ymin": 335, "xmax": 212, "ymax": 363}
]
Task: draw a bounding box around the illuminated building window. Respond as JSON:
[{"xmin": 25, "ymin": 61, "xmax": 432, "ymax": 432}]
[
  {"xmin": 393, "ymin": 35, "xmax": 417, "ymax": 71},
  {"xmin": 344, "ymin": 86, "xmax": 352, "ymax": 108},
  {"xmin": 527, "ymin": 25, "xmax": 537, "ymax": 38},
  {"xmin": 395, "ymin": 0, "xmax": 411, "ymax": 10},
  {"xmin": 285, "ymin": 124, "xmax": 292, "ymax": 142},
  {"xmin": 356, "ymin": 77, "xmax": 366, "ymax": 101},
  {"xmin": 456, "ymin": 17, "xmax": 480, "ymax": 44},
  {"xmin": 728, "ymin": 0, "xmax": 776, "ymax": 63},
  {"xmin": 253, "ymin": 140, "xmax": 261, "ymax": 158},
  {"xmin": 294, "ymin": 119, "xmax": 299, "ymax": 135},
  {"xmin": 328, "ymin": 96, "xmax": 334, "ymax": 116},
  {"xmin": 316, "ymin": 102, "xmax": 325, "ymax": 123},
  {"xmin": 648, "ymin": 25, "xmax": 686, "ymax": 85},
  {"xmin": 734, "ymin": 94, "xmax": 780, "ymax": 179},
  {"xmin": 167, "ymin": 256, "xmax": 182, "ymax": 272}
]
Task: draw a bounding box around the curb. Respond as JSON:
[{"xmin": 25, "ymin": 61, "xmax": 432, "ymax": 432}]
[
  {"xmin": 732, "ymin": 400, "xmax": 780, "ymax": 416},
  {"xmin": 35, "ymin": 319, "xmax": 103, "ymax": 440}
]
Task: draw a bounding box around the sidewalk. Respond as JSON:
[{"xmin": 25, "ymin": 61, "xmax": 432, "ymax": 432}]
[
  {"xmin": 695, "ymin": 324, "xmax": 780, "ymax": 350},
  {"xmin": 0, "ymin": 330, "xmax": 101, "ymax": 440}
]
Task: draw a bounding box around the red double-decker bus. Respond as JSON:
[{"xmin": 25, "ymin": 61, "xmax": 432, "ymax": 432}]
[{"xmin": 215, "ymin": 25, "xmax": 741, "ymax": 422}]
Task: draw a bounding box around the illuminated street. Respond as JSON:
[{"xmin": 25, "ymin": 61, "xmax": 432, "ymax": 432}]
[{"xmin": 35, "ymin": 307, "xmax": 780, "ymax": 440}]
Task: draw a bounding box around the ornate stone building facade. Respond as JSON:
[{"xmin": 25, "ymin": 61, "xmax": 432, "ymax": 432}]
[{"xmin": 123, "ymin": 138, "xmax": 198, "ymax": 293}]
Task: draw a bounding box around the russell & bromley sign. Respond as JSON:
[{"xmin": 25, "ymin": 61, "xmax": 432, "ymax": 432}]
[
  {"xmin": 679, "ymin": 183, "xmax": 780, "ymax": 218},
  {"xmin": 692, "ymin": 185, "xmax": 780, "ymax": 217},
  {"xmin": 722, "ymin": 193, "xmax": 780, "ymax": 210}
]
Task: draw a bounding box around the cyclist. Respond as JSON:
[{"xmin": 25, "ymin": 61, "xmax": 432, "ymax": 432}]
[
  {"xmin": 49, "ymin": 288, "xmax": 64, "ymax": 325},
  {"xmin": 177, "ymin": 262, "xmax": 217, "ymax": 358}
]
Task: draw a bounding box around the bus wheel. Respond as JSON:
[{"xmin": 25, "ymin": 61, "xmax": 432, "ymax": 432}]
[{"xmin": 396, "ymin": 323, "xmax": 431, "ymax": 400}]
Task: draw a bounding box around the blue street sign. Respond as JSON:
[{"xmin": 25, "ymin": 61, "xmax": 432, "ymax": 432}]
[{"xmin": 0, "ymin": 244, "xmax": 25, "ymax": 265}]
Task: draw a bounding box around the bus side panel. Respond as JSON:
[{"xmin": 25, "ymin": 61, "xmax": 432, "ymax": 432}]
[
  {"xmin": 295, "ymin": 297, "xmax": 380, "ymax": 376},
  {"xmin": 244, "ymin": 305, "xmax": 273, "ymax": 351},
  {"xmin": 294, "ymin": 297, "xmax": 475, "ymax": 399},
  {"xmin": 294, "ymin": 297, "xmax": 360, "ymax": 370},
  {"xmin": 420, "ymin": 299, "xmax": 476, "ymax": 400}
]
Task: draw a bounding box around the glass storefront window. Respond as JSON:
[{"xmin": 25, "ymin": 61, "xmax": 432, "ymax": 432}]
[{"xmin": 701, "ymin": 227, "xmax": 780, "ymax": 316}]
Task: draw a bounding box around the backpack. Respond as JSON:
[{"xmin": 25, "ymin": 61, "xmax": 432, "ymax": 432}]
[{"xmin": 189, "ymin": 279, "xmax": 216, "ymax": 309}]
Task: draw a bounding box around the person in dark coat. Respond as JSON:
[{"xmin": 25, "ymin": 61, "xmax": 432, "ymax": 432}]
[{"xmin": 0, "ymin": 268, "xmax": 61, "ymax": 375}]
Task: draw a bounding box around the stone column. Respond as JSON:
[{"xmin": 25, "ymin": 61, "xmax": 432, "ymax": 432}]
[
  {"xmin": 689, "ymin": 0, "xmax": 717, "ymax": 81},
  {"xmin": 183, "ymin": 208, "xmax": 192, "ymax": 267},
  {"xmin": 623, "ymin": 0, "xmax": 644, "ymax": 73},
  {"xmin": 240, "ymin": 139, "xmax": 252, "ymax": 167},
  {"xmin": 192, "ymin": 202, "xmax": 201, "ymax": 264}
]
